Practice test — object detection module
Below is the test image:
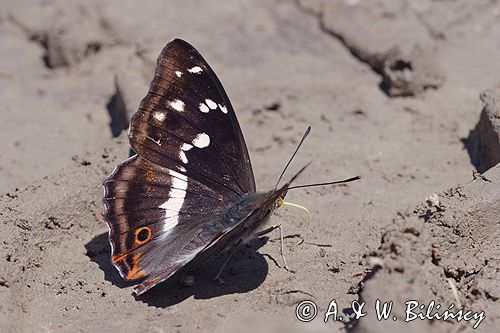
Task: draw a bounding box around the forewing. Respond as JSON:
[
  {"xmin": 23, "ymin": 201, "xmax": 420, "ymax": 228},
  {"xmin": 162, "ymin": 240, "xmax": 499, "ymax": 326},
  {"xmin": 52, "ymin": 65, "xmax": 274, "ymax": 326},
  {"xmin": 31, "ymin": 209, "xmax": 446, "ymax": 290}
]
[{"xmin": 129, "ymin": 38, "xmax": 255, "ymax": 197}]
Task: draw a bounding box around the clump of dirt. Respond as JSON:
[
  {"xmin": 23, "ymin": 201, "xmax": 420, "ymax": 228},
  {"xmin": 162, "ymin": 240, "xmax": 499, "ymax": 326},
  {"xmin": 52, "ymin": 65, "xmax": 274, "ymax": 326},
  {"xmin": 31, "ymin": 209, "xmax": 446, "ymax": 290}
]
[
  {"xmin": 467, "ymin": 86, "xmax": 500, "ymax": 172},
  {"xmin": 355, "ymin": 164, "xmax": 500, "ymax": 332}
]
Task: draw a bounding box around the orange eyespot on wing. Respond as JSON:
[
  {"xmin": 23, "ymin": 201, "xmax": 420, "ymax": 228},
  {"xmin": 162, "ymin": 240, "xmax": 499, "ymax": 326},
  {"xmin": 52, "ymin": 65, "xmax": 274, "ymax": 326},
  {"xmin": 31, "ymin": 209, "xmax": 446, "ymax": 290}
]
[
  {"xmin": 110, "ymin": 226, "xmax": 153, "ymax": 264},
  {"xmin": 134, "ymin": 226, "xmax": 152, "ymax": 245}
]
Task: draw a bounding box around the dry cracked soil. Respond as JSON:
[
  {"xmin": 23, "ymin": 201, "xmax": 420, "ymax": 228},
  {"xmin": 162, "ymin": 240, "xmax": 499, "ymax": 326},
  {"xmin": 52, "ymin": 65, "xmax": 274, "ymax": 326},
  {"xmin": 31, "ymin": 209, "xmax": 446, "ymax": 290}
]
[{"xmin": 1, "ymin": 1, "xmax": 499, "ymax": 332}]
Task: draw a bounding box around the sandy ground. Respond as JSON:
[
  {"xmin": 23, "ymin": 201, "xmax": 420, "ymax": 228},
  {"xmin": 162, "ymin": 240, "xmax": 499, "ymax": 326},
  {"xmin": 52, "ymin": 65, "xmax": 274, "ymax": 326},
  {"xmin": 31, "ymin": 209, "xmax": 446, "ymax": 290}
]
[{"xmin": 1, "ymin": 1, "xmax": 499, "ymax": 332}]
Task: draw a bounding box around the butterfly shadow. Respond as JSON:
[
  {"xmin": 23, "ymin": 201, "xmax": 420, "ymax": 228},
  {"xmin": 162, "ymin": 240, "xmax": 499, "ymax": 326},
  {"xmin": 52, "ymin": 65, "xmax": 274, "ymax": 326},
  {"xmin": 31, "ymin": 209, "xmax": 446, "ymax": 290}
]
[
  {"xmin": 85, "ymin": 232, "xmax": 270, "ymax": 308},
  {"xmin": 85, "ymin": 232, "xmax": 137, "ymax": 289}
]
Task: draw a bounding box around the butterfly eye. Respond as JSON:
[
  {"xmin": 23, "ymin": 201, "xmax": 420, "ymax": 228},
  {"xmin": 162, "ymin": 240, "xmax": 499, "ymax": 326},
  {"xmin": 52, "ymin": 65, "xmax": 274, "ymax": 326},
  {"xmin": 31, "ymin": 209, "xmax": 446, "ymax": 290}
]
[{"xmin": 135, "ymin": 227, "xmax": 152, "ymax": 245}]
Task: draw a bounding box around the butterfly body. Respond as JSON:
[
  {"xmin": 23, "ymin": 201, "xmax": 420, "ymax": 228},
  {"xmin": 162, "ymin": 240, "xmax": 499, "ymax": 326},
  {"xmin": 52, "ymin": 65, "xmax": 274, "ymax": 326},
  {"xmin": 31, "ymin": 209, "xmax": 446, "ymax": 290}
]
[
  {"xmin": 217, "ymin": 190, "xmax": 283, "ymax": 246},
  {"xmin": 103, "ymin": 39, "xmax": 289, "ymax": 295},
  {"xmin": 176, "ymin": 190, "xmax": 284, "ymax": 274}
]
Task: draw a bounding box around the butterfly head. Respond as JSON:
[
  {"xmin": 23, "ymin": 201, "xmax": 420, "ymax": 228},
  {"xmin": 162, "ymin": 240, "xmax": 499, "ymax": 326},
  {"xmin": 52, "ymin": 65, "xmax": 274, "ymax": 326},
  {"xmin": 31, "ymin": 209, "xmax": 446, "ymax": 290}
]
[
  {"xmin": 271, "ymin": 191, "xmax": 286, "ymax": 211},
  {"xmin": 249, "ymin": 186, "xmax": 289, "ymax": 221},
  {"xmin": 277, "ymin": 195, "xmax": 284, "ymax": 208}
]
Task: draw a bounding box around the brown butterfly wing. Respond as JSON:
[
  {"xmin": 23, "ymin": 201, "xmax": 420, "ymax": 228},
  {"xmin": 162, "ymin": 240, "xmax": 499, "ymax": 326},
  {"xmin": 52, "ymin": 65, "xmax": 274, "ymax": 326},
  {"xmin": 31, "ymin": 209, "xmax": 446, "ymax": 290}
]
[
  {"xmin": 104, "ymin": 155, "xmax": 234, "ymax": 294},
  {"xmin": 129, "ymin": 38, "xmax": 255, "ymax": 196},
  {"xmin": 103, "ymin": 39, "xmax": 257, "ymax": 294}
]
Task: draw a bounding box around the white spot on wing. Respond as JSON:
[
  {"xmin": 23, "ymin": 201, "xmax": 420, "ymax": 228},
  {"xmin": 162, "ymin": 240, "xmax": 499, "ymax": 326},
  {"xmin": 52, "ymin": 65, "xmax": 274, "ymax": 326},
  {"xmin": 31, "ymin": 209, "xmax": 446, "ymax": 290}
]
[
  {"xmin": 182, "ymin": 143, "xmax": 193, "ymax": 151},
  {"xmin": 218, "ymin": 104, "xmax": 228, "ymax": 114},
  {"xmin": 199, "ymin": 103, "xmax": 210, "ymax": 113},
  {"xmin": 179, "ymin": 151, "xmax": 188, "ymax": 163},
  {"xmin": 175, "ymin": 71, "xmax": 183, "ymax": 77},
  {"xmin": 169, "ymin": 99, "xmax": 185, "ymax": 112},
  {"xmin": 179, "ymin": 143, "xmax": 193, "ymax": 163},
  {"xmin": 188, "ymin": 66, "xmax": 203, "ymax": 74},
  {"xmin": 205, "ymin": 99, "xmax": 217, "ymax": 109},
  {"xmin": 192, "ymin": 133, "xmax": 210, "ymax": 148},
  {"xmin": 153, "ymin": 111, "xmax": 166, "ymax": 122},
  {"xmin": 159, "ymin": 170, "xmax": 188, "ymax": 234}
]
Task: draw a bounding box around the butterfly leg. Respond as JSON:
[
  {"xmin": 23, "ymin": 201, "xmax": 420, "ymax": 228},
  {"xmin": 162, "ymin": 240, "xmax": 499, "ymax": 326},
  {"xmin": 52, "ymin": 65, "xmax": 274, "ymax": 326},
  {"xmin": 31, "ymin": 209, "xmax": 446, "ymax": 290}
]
[
  {"xmin": 277, "ymin": 224, "xmax": 295, "ymax": 273},
  {"xmin": 257, "ymin": 224, "xmax": 295, "ymax": 273},
  {"xmin": 213, "ymin": 241, "xmax": 241, "ymax": 284},
  {"xmin": 256, "ymin": 224, "xmax": 279, "ymax": 237}
]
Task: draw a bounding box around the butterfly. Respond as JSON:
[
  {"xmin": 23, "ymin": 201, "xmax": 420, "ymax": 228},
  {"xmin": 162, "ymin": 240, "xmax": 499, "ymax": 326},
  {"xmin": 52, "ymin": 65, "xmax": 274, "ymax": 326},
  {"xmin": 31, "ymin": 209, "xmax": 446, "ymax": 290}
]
[{"xmin": 103, "ymin": 39, "xmax": 360, "ymax": 295}]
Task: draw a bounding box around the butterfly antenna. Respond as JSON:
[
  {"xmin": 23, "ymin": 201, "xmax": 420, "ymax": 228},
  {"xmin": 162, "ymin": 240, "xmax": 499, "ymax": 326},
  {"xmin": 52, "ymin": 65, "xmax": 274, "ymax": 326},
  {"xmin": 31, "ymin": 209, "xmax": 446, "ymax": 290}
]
[
  {"xmin": 274, "ymin": 126, "xmax": 311, "ymax": 189},
  {"xmin": 286, "ymin": 176, "xmax": 362, "ymax": 191}
]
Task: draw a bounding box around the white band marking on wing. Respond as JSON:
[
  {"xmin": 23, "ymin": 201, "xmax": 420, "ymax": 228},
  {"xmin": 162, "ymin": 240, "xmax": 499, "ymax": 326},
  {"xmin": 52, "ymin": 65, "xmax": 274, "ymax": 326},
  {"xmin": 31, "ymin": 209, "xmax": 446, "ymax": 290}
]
[{"xmin": 160, "ymin": 170, "xmax": 188, "ymax": 233}]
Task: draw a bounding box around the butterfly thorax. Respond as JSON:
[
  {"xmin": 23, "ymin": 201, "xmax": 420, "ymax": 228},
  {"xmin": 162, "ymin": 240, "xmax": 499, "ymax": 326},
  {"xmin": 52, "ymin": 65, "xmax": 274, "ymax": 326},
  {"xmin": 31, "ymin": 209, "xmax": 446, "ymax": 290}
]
[{"xmin": 222, "ymin": 190, "xmax": 283, "ymax": 245}]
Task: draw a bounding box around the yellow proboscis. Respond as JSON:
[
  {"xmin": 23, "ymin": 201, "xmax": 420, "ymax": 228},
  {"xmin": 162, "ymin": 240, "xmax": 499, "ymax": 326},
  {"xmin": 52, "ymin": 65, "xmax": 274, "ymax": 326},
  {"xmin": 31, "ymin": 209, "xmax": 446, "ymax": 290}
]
[
  {"xmin": 282, "ymin": 200, "xmax": 312, "ymax": 229},
  {"xmin": 277, "ymin": 196, "xmax": 312, "ymax": 245}
]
